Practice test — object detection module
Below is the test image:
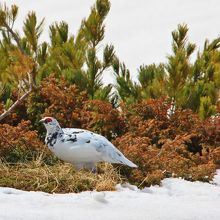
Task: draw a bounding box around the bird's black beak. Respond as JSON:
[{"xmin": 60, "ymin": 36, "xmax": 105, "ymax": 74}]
[{"xmin": 39, "ymin": 119, "xmax": 45, "ymax": 124}]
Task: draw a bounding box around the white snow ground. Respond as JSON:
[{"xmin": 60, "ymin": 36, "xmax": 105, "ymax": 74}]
[{"xmin": 0, "ymin": 170, "xmax": 220, "ymax": 220}]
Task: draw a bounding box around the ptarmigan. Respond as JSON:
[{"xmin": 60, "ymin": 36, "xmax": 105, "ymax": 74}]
[{"xmin": 40, "ymin": 117, "xmax": 137, "ymax": 171}]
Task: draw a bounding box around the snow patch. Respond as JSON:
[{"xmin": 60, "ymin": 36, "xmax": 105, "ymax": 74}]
[
  {"xmin": 91, "ymin": 191, "xmax": 108, "ymax": 203},
  {"xmin": 0, "ymin": 170, "xmax": 220, "ymax": 220}
]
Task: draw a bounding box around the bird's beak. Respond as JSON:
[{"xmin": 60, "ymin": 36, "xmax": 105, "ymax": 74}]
[{"xmin": 39, "ymin": 119, "xmax": 45, "ymax": 123}]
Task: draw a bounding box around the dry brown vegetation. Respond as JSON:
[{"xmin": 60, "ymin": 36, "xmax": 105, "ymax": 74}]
[
  {"xmin": 114, "ymin": 99, "xmax": 220, "ymax": 187},
  {"xmin": 0, "ymin": 77, "xmax": 220, "ymax": 192},
  {"xmin": 0, "ymin": 159, "xmax": 121, "ymax": 193}
]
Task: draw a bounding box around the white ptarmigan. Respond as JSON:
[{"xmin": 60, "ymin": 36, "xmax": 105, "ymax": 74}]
[{"xmin": 40, "ymin": 117, "xmax": 137, "ymax": 171}]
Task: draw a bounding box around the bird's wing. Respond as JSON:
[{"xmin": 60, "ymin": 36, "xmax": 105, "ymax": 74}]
[
  {"xmin": 62, "ymin": 128, "xmax": 118, "ymax": 157},
  {"xmin": 89, "ymin": 133, "xmax": 125, "ymax": 163},
  {"xmin": 62, "ymin": 128, "xmax": 94, "ymax": 145},
  {"xmin": 91, "ymin": 133, "xmax": 137, "ymax": 167}
]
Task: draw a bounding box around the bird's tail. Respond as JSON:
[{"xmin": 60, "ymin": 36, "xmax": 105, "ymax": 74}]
[{"xmin": 121, "ymin": 157, "xmax": 138, "ymax": 168}]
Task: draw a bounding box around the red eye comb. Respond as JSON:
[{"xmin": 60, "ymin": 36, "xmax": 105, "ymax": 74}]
[{"xmin": 45, "ymin": 118, "xmax": 52, "ymax": 123}]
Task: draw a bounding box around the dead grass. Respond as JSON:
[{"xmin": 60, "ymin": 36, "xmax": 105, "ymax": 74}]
[{"xmin": 0, "ymin": 156, "xmax": 123, "ymax": 193}]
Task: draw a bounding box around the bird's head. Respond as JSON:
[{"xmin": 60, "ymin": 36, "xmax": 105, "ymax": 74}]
[{"xmin": 39, "ymin": 117, "xmax": 61, "ymax": 133}]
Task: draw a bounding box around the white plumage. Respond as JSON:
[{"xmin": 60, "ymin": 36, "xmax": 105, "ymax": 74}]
[{"xmin": 40, "ymin": 117, "xmax": 137, "ymax": 171}]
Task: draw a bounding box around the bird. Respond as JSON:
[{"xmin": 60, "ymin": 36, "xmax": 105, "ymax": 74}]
[{"xmin": 40, "ymin": 117, "xmax": 137, "ymax": 172}]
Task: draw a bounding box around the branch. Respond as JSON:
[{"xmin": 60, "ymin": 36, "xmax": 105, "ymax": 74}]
[
  {"xmin": 0, "ymin": 88, "xmax": 32, "ymax": 121},
  {"xmin": 0, "ymin": 73, "xmax": 34, "ymax": 121},
  {"xmin": 0, "ymin": 8, "xmax": 38, "ymax": 122},
  {"xmin": 3, "ymin": 21, "xmax": 27, "ymax": 56}
]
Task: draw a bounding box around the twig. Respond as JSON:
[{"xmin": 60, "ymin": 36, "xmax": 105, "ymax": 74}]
[
  {"xmin": 0, "ymin": 88, "xmax": 32, "ymax": 121},
  {"xmin": 4, "ymin": 22, "xmax": 26, "ymax": 56}
]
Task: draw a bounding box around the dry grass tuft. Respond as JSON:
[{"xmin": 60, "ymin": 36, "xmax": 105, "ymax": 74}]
[{"xmin": 0, "ymin": 156, "xmax": 122, "ymax": 193}]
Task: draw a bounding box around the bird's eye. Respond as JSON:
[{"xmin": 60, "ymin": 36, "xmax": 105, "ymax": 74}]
[{"xmin": 45, "ymin": 118, "xmax": 52, "ymax": 123}]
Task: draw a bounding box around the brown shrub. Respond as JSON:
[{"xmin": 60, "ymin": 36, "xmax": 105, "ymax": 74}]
[
  {"xmin": 113, "ymin": 99, "xmax": 220, "ymax": 186},
  {"xmin": 27, "ymin": 76, "xmax": 88, "ymax": 129},
  {"xmin": 80, "ymin": 100, "xmax": 127, "ymax": 139},
  {"xmin": 27, "ymin": 75, "xmax": 126, "ymax": 139},
  {"xmin": 1, "ymin": 83, "xmax": 220, "ymax": 189},
  {"xmin": 0, "ymin": 120, "xmax": 48, "ymax": 162}
]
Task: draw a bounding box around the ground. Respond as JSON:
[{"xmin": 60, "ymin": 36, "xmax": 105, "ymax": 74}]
[{"xmin": 0, "ymin": 170, "xmax": 220, "ymax": 220}]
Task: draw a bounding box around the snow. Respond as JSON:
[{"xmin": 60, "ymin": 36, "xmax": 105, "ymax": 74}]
[{"xmin": 1, "ymin": 170, "xmax": 220, "ymax": 220}]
